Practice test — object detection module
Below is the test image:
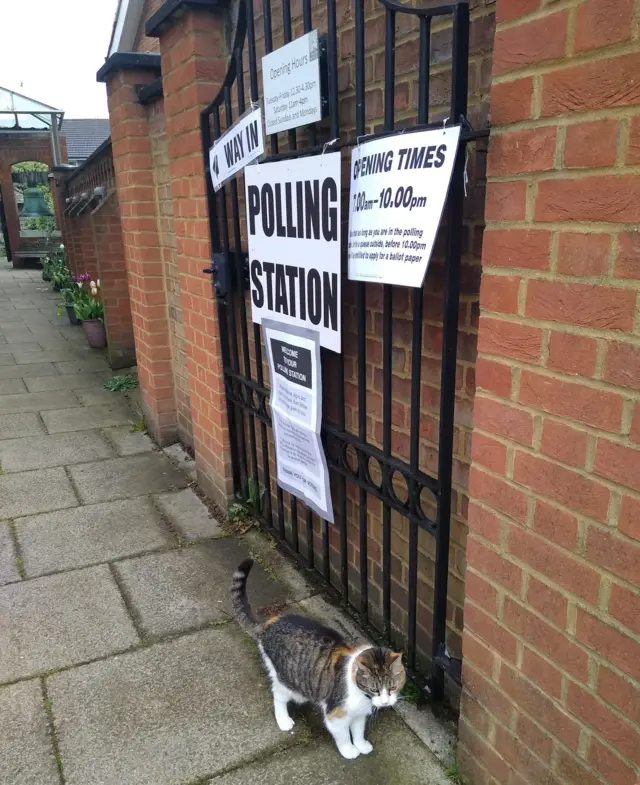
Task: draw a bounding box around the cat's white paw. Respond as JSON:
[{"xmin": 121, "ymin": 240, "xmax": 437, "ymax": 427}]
[
  {"xmin": 276, "ymin": 715, "xmax": 295, "ymax": 732},
  {"xmin": 337, "ymin": 743, "xmax": 361, "ymax": 760},
  {"xmin": 354, "ymin": 739, "xmax": 373, "ymax": 755}
]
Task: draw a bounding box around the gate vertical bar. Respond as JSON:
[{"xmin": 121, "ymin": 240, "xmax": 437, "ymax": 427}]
[{"xmin": 432, "ymin": 0, "xmax": 469, "ymax": 700}]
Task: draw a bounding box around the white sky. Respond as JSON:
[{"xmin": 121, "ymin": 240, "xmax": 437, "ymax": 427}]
[{"xmin": 0, "ymin": 0, "xmax": 120, "ymax": 118}]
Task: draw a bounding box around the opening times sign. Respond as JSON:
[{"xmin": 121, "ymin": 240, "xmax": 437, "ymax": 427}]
[
  {"xmin": 263, "ymin": 320, "xmax": 333, "ymax": 522},
  {"xmin": 244, "ymin": 152, "xmax": 342, "ymax": 352},
  {"xmin": 347, "ymin": 126, "xmax": 461, "ymax": 287}
]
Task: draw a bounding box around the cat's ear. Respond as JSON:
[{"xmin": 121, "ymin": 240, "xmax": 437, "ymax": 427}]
[
  {"xmin": 389, "ymin": 652, "xmax": 404, "ymax": 674},
  {"xmin": 355, "ymin": 652, "xmax": 374, "ymax": 675}
]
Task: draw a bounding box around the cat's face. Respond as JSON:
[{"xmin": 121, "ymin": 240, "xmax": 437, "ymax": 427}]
[{"xmin": 354, "ymin": 648, "xmax": 406, "ymax": 708}]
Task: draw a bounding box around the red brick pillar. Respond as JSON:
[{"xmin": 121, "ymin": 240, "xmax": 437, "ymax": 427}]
[
  {"xmin": 460, "ymin": 1, "xmax": 640, "ymax": 784},
  {"xmin": 101, "ymin": 57, "xmax": 178, "ymax": 443},
  {"xmin": 92, "ymin": 192, "xmax": 136, "ymax": 369},
  {"xmin": 151, "ymin": 5, "xmax": 233, "ymax": 505}
]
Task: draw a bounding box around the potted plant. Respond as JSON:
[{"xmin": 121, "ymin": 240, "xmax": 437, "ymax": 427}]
[
  {"xmin": 57, "ymin": 288, "xmax": 80, "ymax": 325},
  {"xmin": 51, "ymin": 263, "xmax": 72, "ymax": 292},
  {"xmin": 74, "ymin": 279, "xmax": 106, "ymax": 348},
  {"xmin": 42, "ymin": 255, "xmax": 53, "ymax": 282}
]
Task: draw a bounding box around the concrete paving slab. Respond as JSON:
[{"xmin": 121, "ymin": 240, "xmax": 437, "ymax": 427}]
[
  {"xmin": 0, "ymin": 412, "xmax": 46, "ymax": 440},
  {"xmin": 103, "ymin": 425, "xmax": 154, "ymax": 455},
  {"xmin": 0, "ymin": 523, "xmax": 20, "ymax": 585},
  {"xmin": 114, "ymin": 540, "xmax": 289, "ymax": 637},
  {"xmin": 0, "ymin": 353, "xmax": 17, "ymax": 365},
  {"xmin": 0, "ymin": 362, "xmax": 59, "ymax": 379},
  {"xmin": 54, "ymin": 359, "xmax": 109, "ymax": 375},
  {"xmin": 16, "ymin": 498, "xmax": 173, "ymax": 578},
  {"xmin": 0, "ymin": 467, "xmax": 78, "ymax": 519},
  {"xmin": 0, "ymin": 390, "xmax": 79, "ymax": 415},
  {"xmin": 0, "ymin": 680, "xmax": 60, "ymax": 785},
  {"xmin": 154, "ymin": 488, "xmax": 223, "ymax": 540},
  {"xmin": 0, "ymin": 565, "xmax": 139, "ymax": 682},
  {"xmin": 1, "ymin": 331, "xmax": 46, "ymax": 343},
  {"xmin": 163, "ymin": 442, "xmax": 198, "ymax": 482},
  {"xmin": 12, "ymin": 349, "xmax": 81, "ymax": 364},
  {"xmin": 36, "ymin": 336, "xmax": 82, "ymax": 350},
  {"xmin": 0, "ymin": 378, "xmax": 27, "ymax": 394},
  {"xmin": 0, "ymin": 431, "xmax": 114, "ymax": 472},
  {"xmin": 74, "ymin": 388, "xmax": 125, "ymax": 406},
  {"xmin": 209, "ymin": 712, "xmax": 448, "ymax": 785},
  {"xmin": 68, "ymin": 452, "xmax": 188, "ymax": 504},
  {"xmin": 41, "ymin": 402, "xmax": 132, "ymax": 433},
  {"xmin": 0, "ymin": 342, "xmax": 41, "ymax": 354},
  {"xmin": 48, "ymin": 627, "xmax": 295, "ymax": 785},
  {"xmin": 23, "ymin": 372, "xmax": 107, "ymax": 392}
]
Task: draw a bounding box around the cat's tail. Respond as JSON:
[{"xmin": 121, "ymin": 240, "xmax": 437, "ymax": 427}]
[{"xmin": 231, "ymin": 558, "xmax": 261, "ymax": 637}]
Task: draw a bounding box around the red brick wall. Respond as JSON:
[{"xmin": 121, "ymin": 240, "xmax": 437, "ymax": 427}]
[
  {"xmin": 459, "ymin": 0, "xmax": 640, "ymax": 782},
  {"xmin": 107, "ymin": 68, "xmax": 179, "ymax": 434},
  {"xmin": 148, "ymin": 98, "xmax": 194, "ymax": 447},
  {"xmin": 132, "ymin": 0, "xmax": 164, "ymax": 53},
  {"xmin": 58, "ymin": 144, "xmax": 135, "ymax": 369}
]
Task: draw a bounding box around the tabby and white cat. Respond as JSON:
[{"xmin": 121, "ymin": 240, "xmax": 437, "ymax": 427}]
[{"xmin": 232, "ymin": 558, "xmax": 406, "ymax": 759}]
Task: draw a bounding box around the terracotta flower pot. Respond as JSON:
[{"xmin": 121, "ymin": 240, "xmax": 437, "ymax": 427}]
[{"xmin": 82, "ymin": 319, "xmax": 107, "ymax": 348}]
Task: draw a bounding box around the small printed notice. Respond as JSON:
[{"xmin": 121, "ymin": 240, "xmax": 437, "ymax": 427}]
[
  {"xmin": 348, "ymin": 126, "xmax": 461, "ymax": 287},
  {"xmin": 244, "ymin": 152, "xmax": 341, "ymax": 352},
  {"xmin": 208, "ymin": 107, "xmax": 265, "ymax": 191},
  {"xmin": 263, "ymin": 319, "xmax": 333, "ymax": 522},
  {"xmin": 262, "ymin": 30, "xmax": 322, "ymax": 135}
]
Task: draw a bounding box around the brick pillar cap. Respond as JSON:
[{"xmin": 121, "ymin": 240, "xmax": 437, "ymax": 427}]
[
  {"xmin": 145, "ymin": 0, "xmax": 227, "ymax": 38},
  {"xmin": 96, "ymin": 52, "xmax": 161, "ymax": 83}
]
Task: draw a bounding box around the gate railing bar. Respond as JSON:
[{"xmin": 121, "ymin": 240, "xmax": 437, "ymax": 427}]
[
  {"xmin": 325, "ymin": 0, "xmax": 346, "ymax": 592},
  {"xmin": 302, "ymin": 0, "xmax": 317, "ymax": 147},
  {"xmin": 242, "ymin": 0, "xmax": 274, "ymax": 527},
  {"xmin": 431, "ymin": 0, "xmax": 470, "ymax": 700},
  {"xmin": 262, "ymin": 0, "xmax": 278, "ymax": 157},
  {"xmin": 225, "ymin": 69, "xmax": 261, "ymax": 510},
  {"xmin": 354, "ymin": 0, "xmax": 366, "ymax": 614},
  {"xmin": 212, "ymin": 105, "xmax": 249, "ymax": 495},
  {"xmin": 260, "ymin": 0, "xmax": 286, "ymax": 540},
  {"xmin": 381, "ymin": 3, "xmax": 395, "ymax": 647},
  {"xmin": 200, "ymin": 112, "xmax": 242, "ymax": 494}
]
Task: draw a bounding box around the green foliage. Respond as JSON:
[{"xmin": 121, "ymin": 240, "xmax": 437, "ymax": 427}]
[
  {"xmin": 104, "ymin": 375, "xmax": 139, "ymax": 392},
  {"xmin": 73, "ymin": 297, "xmax": 104, "ymax": 321},
  {"xmin": 446, "ymin": 755, "xmax": 464, "ymax": 785},
  {"xmin": 227, "ymin": 502, "xmax": 249, "ymax": 523},
  {"xmin": 400, "ymin": 678, "xmax": 421, "ymax": 704},
  {"xmin": 130, "ymin": 417, "xmax": 146, "ymax": 432},
  {"xmin": 12, "ymin": 162, "xmax": 57, "ymax": 233},
  {"xmin": 247, "ymin": 476, "xmax": 265, "ymax": 512}
]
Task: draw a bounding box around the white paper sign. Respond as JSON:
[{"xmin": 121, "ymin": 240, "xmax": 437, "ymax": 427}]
[
  {"xmin": 245, "ymin": 152, "xmax": 341, "ymax": 352},
  {"xmin": 348, "ymin": 126, "xmax": 461, "ymax": 287},
  {"xmin": 263, "ymin": 320, "xmax": 333, "ymax": 522},
  {"xmin": 208, "ymin": 107, "xmax": 264, "ymax": 191},
  {"xmin": 262, "ymin": 30, "xmax": 322, "ymax": 135}
]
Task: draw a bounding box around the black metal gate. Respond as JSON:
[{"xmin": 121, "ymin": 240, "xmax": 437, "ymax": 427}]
[{"xmin": 201, "ymin": 0, "xmax": 483, "ymax": 700}]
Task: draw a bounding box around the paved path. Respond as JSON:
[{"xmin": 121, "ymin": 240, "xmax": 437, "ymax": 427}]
[{"xmin": 0, "ymin": 265, "xmax": 448, "ymax": 785}]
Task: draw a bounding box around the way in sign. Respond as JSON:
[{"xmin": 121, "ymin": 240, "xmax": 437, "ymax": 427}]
[
  {"xmin": 224, "ymin": 118, "xmax": 261, "ymax": 167},
  {"xmin": 209, "ymin": 107, "xmax": 265, "ymax": 191}
]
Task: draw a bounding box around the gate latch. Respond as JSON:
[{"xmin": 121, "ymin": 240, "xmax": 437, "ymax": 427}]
[{"xmin": 203, "ymin": 251, "xmax": 230, "ymax": 300}]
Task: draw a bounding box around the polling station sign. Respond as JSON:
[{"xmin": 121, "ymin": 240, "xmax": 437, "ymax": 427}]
[
  {"xmin": 208, "ymin": 107, "xmax": 264, "ymax": 191},
  {"xmin": 348, "ymin": 126, "xmax": 461, "ymax": 287},
  {"xmin": 244, "ymin": 152, "xmax": 341, "ymax": 352},
  {"xmin": 263, "ymin": 319, "xmax": 333, "ymax": 522}
]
